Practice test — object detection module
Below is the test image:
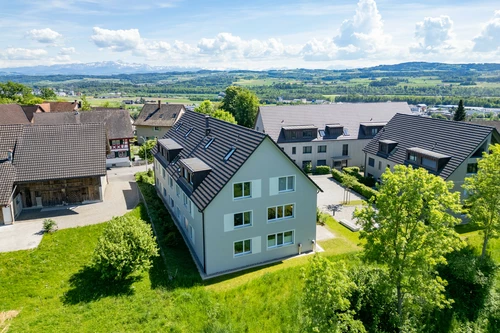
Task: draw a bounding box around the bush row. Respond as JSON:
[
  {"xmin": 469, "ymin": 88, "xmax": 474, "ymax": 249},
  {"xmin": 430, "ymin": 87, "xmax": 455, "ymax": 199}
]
[
  {"xmin": 331, "ymin": 169, "xmax": 379, "ymax": 202},
  {"xmin": 343, "ymin": 166, "xmax": 376, "ymax": 187},
  {"xmin": 313, "ymin": 165, "xmax": 331, "ymax": 175}
]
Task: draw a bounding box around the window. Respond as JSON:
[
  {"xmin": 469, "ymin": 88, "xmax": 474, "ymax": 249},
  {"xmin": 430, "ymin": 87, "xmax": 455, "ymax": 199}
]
[
  {"xmin": 224, "ymin": 147, "xmax": 236, "ymax": 161},
  {"xmin": 291, "ymin": 131, "xmax": 297, "ymax": 139},
  {"xmin": 183, "ymin": 192, "xmax": 190, "ymax": 209},
  {"xmin": 371, "ymin": 128, "xmax": 378, "ymax": 135},
  {"xmin": 162, "ymin": 167, "xmax": 166, "ymax": 178},
  {"xmin": 185, "ymin": 128, "xmax": 193, "ymax": 138},
  {"xmin": 176, "ymin": 184, "xmax": 180, "ymax": 197},
  {"xmin": 234, "ymin": 182, "xmax": 251, "ymax": 199},
  {"xmin": 170, "ymin": 197, "xmax": 174, "ymax": 208},
  {"xmin": 205, "ymin": 138, "xmax": 215, "ymax": 148},
  {"xmin": 303, "ymin": 146, "xmax": 312, "ymax": 154},
  {"xmin": 163, "ymin": 188, "xmax": 167, "ymax": 197},
  {"xmin": 342, "ymin": 144, "xmax": 348, "ymax": 156},
  {"xmin": 317, "ymin": 159, "xmax": 326, "ymax": 166},
  {"xmin": 378, "ymin": 161, "xmax": 382, "ymax": 170},
  {"xmin": 318, "ymin": 130, "xmax": 325, "ymax": 137},
  {"xmin": 368, "ymin": 157, "xmax": 375, "ymax": 167},
  {"xmin": 421, "ymin": 157, "xmax": 437, "ymax": 169},
  {"xmin": 188, "ymin": 225, "xmax": 195, "ymax": 243},
  {"xmin": 408, "ymin": 152, "xmax": 418, "ymax": 162},
  {"xmin": 268, "ymin": 204, "xmax": 294, "ymax": 222},
  {"xmin": 343, "ymin": 128, "xmax": 349, "ymax": 136},
  {"xmin": 234, "ymin": 211, "xmax": 252, "ymax": 228},
  {"xmin": 318, "ymin": 145, "xmax": 327, "ymax": 153},
  {"xmin": 168, "ymin": 175, "xmax": 173, "ymax": 188},
  {"xmin": 154, "ymin": 126, "xmax": 160, "ymax": 131},
  {"xmin": 279, "ymin": 176, "xmax": 295, "ymax": 192},
  {"xmin": 234, "ymin": 239, "xmax": 251, "ymax": 256},
  {"xmin": 303, "ymin": 130, "xmax": 313, "ymax": 138},
  {"xmin": 267, "ymin": 231, "xmax": 294, "ymax": 248},
  {"xmin": 111, "ymin": 139, "xmax": 120, "ymax": 145},
  {"xmin": 467, "ymin": 163, "xmax": 478, "ymax": 174},
  {"xmin": 292, "ymin": 147, "xmax": 296, "ymax": 155}
]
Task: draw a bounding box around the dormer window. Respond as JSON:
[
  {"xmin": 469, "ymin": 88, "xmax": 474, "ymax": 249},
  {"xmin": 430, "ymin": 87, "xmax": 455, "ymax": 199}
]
[
  {"xmin": 179, "ymin": 158, "xmax": 212, "ymax": 190},
  {"xmin": 303, "ymin": 130, "xmax": 313, "ymax": 138},
  {"xmin": 405, "ymin": 147, "xmax": 450, "ymax": 172},
  {"xmin": 371, "ymin": 128, "xmax": 378, "ymax": 135},
  {"xmin": 158, "ymin": 138, "xmax": 183, "ymax": 163},
  {"xmin": 378, "ymin": 140, "xmax": 398, "ymax": 155}
]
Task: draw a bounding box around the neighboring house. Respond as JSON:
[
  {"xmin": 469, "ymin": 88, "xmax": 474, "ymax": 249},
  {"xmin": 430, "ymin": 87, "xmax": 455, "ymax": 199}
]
[
  {"xmin": 153, "ymin": 111, "xmax": 321, "ymax": 277},
  {"xmin": 134, "ymin": 101, "xmax": 185, "ymax": 144},
  {"xmin": 0, "ymin": 123, "xmax": 107, "ymax": 225},
  {"xmin": 363, "ymin": 113, "xmax": 500, "ymax": 195},
  {"xmin": 0, "ymin": 104, "xmax": 30, "ymax": 124},
  {"xmin": 38, "ymin": 101, "xmax": 79, "ymax": 113},
  {"xmin": 20, "ymin": 105, "xmax": 45, "ymax": 122},
  {"xmin": 469, "ymin": 120, "xmax": 500, "ymax": 133},
  {"xmin": 255, "ymin": 102, "xmax": 412, "ymax": 170},
  {"xmin": 32, "ymin": 109, "xmax": 134, "ymax": 167}
]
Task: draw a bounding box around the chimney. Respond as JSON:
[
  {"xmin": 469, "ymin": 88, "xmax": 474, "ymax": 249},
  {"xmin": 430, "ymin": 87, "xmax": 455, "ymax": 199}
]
[
  {"xmin": 205, "ymin": 115, "xmax": 211, "ymax": 136},
  {"xmin": 7, "ymin": 149, "xmax": 13, "ymax": 162},
  {"xmin": 158, "ymin": 100, "xmax": 161, "ymax": 109}
]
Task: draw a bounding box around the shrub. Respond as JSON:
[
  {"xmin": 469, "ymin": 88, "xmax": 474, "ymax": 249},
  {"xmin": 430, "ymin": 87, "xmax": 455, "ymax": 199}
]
[
  {"xmin": 343, "ymin": 167, "xmax": 363, "ymax": 181},
  {"xmin": 42, "ymin": 219, "xmax": 57, "ymax": 233},
  {"xmin": 314, "ymin": 165, "xmax": 331, "ymax": 175},
  {"xmin": 331, "ymin": 169, "xmax": 378, "ymax": 202},
  {"xmin": 147, "ymin": 168, "xmax": 154, "ymax": 178},
  {"xmin": 91, "ymin": 215, "xmax": 159, "ymax": 280},
  {"xmin": 303, "ymin": 162, "xmax": 312, "ymax": 174}
]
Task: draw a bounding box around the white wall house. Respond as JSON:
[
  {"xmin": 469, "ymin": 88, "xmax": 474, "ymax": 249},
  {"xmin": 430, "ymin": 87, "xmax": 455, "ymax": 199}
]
[
  {"xmin": 363, "ymin": 114, "xmax": 500, "ymax": 196},
  {"xmin": 153, "ymin": 111, "xmax": 321, "ymax": 277},
  {"xmin": 255, "ymin": 102, "xmax": 412, "ymax": 170}
]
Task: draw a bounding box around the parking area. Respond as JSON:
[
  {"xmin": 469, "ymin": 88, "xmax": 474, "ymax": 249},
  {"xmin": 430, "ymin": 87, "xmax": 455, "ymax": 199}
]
[
  {"xmin": 310, "ymin": 174, "xmax": 365, "ymax": 230},
  {"xmin": 0, "ymin": 166, "xmax": 145, "ymax": 252}
]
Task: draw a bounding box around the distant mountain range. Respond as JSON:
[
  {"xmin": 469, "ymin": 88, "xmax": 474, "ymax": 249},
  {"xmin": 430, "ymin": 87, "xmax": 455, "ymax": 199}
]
[
  {"xmin": 0, "ymin": 61, "xmax": 203, "ymax": 76},
  {"xmin": 0, "ymin": 61, "xmax": 500, "ymax": 76}
]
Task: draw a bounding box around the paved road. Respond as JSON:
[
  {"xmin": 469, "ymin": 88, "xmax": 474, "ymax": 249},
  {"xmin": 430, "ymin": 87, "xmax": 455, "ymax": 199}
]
[{"xmin": 0, "ymin": 165, "xmax": 145, "ymax": 253}]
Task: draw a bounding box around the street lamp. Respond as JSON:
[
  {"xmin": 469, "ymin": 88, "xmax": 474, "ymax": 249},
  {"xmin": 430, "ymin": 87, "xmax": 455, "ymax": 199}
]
[{"xmin": 139, "ymin": 136, "xmax": 148, "ymax": 172}]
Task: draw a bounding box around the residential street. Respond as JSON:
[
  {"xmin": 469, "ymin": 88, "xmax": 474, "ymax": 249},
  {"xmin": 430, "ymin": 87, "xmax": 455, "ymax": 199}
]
[{"xmin": 0, "ymin": 165, "xmax": 145, "ymax": 252}]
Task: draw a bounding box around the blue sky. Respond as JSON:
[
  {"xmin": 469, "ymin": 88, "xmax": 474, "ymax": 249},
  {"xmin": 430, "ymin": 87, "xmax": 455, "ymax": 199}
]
[{"xmin": 0, "ymin": 0, "xmax": 499, "ymax": 69}]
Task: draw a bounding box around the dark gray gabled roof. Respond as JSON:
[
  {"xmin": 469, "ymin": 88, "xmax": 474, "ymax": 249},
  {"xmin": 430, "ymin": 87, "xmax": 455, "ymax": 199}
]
[
  {"xmin": 258, "ymin": 102, "xmax": 412, "ymax": 143},
  {"xmin": 13, "ymin": 124, "xmax": 107, "ymax": 183},
  {"xmin": 32, "ymin": 109, "xmax": 134, "ymax": 139},
  {"xmin": 153, "ymin": 110, "xmax": 321, "ymax": 211},
  {"xmin": 363, "ymin": 113, "xmax": 499, "ymax": 179},
  {"xmin": 134, "ymin": 103, "xmax": 184, "ymax": 127}
]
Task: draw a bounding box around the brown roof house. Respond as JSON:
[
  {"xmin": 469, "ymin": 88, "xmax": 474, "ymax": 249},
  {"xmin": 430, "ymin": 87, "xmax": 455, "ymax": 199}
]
[
  {"xmin": 38, "ymin": 101, "xmax": 79, "ymax": 113},
  {"xmin": 33, "ymin": 109, "xmax": 134, "ymax": 167},
  {"xmin": 0, "ymin": 104, "xmax": 30, "ymax": 124},
  {"xmin": 0, "ymin": 123, "xmax": 107, "ymax": 225},
  {"xmin": 134, "ymin": 101, "xmax": 184, "ymax": 144}
]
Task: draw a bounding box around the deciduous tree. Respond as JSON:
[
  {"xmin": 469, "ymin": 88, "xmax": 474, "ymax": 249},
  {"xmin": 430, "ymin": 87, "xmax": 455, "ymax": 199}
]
[
  {"xmin": 355, "ymin": 165, "xmax": 464, "ymax": 331},
  {"xmin": 220, "ymin": 86, "xmax": 259, "ymax": 127},
  {"xmin": 463, "ymin": 144, "xmax": 500, "ymax": 258},
  {"xmin": 80, "ymin": 95, "xmax": 92, "ymax": 111},
  {"xmin": 194, "ymin": 100, "xmax": 216, "ymax": 115},
  {"xmin": 40, "ymin": 87, "xmax": 57, "ymax": 100}
]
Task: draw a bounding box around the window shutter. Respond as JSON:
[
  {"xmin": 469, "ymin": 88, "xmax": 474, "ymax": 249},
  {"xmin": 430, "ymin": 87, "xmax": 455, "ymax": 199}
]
[
  {"xmin": 252, "ymin": 179, "xmax": 261, "ymax": 198},
  {"xmin": 224, "ymin": 213, "xmax": 234, "ymax": 232},
  {"xmin": 252, "ymin": 236, "xmax": 261, "ymax": 254},
  {"xmin": 269, "ymin": 177, "xmax": 279, "ymax": 196}
]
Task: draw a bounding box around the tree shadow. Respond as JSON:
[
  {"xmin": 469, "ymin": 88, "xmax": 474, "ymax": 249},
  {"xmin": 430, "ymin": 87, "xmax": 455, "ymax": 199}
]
[{"xmin": 62, "ymin": 266, "xmax": 139, "ymax": 305}]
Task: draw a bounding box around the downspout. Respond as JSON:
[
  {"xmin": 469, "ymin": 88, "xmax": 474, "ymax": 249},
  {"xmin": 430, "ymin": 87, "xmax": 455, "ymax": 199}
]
[
  {"xmin": 363, "ymin": 152, "xmax": 368, "ymax": 177},
  {"xmin": 202, "ymin": 210, "xmax": 207, "ymax": 274}
]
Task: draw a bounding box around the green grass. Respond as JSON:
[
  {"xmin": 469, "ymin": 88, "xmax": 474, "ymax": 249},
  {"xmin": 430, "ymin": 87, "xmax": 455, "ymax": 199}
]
[{"xmin": 0, "ymin": 178, "xmax": 363, "ymax": 332}]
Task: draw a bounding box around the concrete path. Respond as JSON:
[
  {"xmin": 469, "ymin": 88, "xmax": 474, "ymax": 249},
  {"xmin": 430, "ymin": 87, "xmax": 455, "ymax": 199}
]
[
  {"xmin": 316, "ymin": 225, "xmax": 335, "ymax": 241},
  {"xmin": 0, "ymin": 165, "xmax": 144, "ymax": 253}
]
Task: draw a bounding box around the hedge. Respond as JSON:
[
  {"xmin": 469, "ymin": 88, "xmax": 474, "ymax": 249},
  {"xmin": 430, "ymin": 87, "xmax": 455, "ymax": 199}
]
[
  {"xmin": 314, "ymin": 166, "xmax": 331, "ymax": 175},
  {"xmin": 331, "ymin": 169, "xmax": 378, "ymax": 202},
  {"xmin": 343, "ymin": 166, "xmax": 376, "ymax": 187}
]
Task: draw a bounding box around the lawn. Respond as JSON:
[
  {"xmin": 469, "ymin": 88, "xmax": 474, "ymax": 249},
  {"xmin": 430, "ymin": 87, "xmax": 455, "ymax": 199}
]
[
  {"xmin": 1, "ymin": 175, "xmax": 497, "ymax": 332},
  {"xmin": 0, "ymin": 179, "xmax": 362, "ymax": 332}
]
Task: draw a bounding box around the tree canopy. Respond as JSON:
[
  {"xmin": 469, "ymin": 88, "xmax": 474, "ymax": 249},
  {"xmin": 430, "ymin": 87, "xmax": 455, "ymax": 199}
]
[
  {"xmin": 80, "ymin": 95, "xmax": 92, "ymax": 111},
  {"xmin": 220, "ymin": 86, "xmax": 259, "ymax": 128},
  {"xmin": 40, "ymin": 87, "xmax": 57, "ymax": 100},
  {"xmin": 0, "ymin": 81, "xmax": 43, "ymax": 105},
  {"xmin": 355, "ymin": 165, "xmax": 464, "ymax": 331},
  {"xmin": 453, "ymin": 99, "xmax": 466, "ymax": 121},
  {"xmin": 463, "ymin": 144, "xmax": 500, "ymax": 257},
  {"xmin": 194, "ymin": 100, "xmax": 236, "ymax": 124}
]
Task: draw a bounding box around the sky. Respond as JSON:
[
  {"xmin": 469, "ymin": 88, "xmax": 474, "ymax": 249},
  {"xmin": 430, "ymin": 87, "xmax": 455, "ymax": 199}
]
[{"xmin": 0, "ymin": 0, "xmax": 499, "ymax": 70}]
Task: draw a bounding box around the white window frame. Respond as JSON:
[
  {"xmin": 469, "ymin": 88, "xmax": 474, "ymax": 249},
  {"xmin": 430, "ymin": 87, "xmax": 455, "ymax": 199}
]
[
  {"xmin": 267, "ymin": 203, "xmax": 295, "ymax": 223},
  {"xmin": 278, "ymin": 175, "xmax": 295, "ymax": 193},
  {"xmin": 168, "ymin": 175, "xmax": 173, "ymax": 188},
  {"xmin": 233, "ymin": 181, "xmax": 252, "ymax": 200},
  {"xmin": 233, "ymin": 210, "xmax": 253, "ymax": 229},
  {"xmin": 233, "ymin": 239, "xmax": 252, "ymax": 257},
  {"xmin": 267, "ymin": 230, "xmax": 294, "ymax": 249}
]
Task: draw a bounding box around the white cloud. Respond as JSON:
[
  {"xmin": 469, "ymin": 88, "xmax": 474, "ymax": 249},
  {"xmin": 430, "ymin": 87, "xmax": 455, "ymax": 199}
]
[
  {"xmin": 1, "ymin": 48, "xmax": 48, "ymax": 60},
  {"xmin": 59, "ymin": 47, "xmax": 76, "ymax": 55},
  {"xmin": 25, "ymin": 28, "xmax": 62, "ymax": 44},
  {"xmin": 410, "ymin": 16, "xmax": 455, "ymax": 53},
  {"xmin": 90, "ymin": 27, "xmax": 143, "ymax": 52},
  {"xmin": 473, "ymin": 11, "xmax": 500, "ymax": 52}
]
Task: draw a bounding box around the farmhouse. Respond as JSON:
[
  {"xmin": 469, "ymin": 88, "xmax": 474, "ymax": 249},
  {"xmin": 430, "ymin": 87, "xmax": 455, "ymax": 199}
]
[
  {"xmin": 255, "ymin": 102, "xmax": 412, "ymax": 170},
  {"xmin": 134, "ymin": 101, "xmax": 184, "ymax": 144},
  {"xmin": 153, "ymin": 110, "xmax": 321, "ymax": 277},
  {"xmin": 33, "ymin": 109, "xmax": 134, "ymax": 167},
  {"xmin": 363, "ymin": 113, "xmax": 500, "ymax": 195},
  {"xmin": 0, "ymin": 123, "xmax": 107, "ymax": 225}
]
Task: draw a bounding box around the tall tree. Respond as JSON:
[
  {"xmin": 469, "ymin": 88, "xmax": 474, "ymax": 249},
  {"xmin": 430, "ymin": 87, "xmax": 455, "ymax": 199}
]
[
  {"xmin": 40, "ymin": 87, "xmax": 57, "ymax": 100},
  {"xmin": 453, "ymin": 99, "xmax": 466, "ymax": 121},
  {"xmin": 301, "ymin": 255, "xmax": 366, "ymax": 333},
  {"xmin": 211, "ymin": 109, "xmax": 237, "ymax": 124},
  {"xmin": 80, "ymin": 95, "xmax": 92, "ymax": 111},
  {"xmin": 355, "ymin": 165, "xmax": 464, "ymax": 331},
  {"xmin": 463, "ymin": 144, "xmax": 500, "ymax": 258},
  {"xmin": 220, "ymin": 86, "xmax": 259, "ymax": 128},
  {"xmin": 0, "ymin": 81, "xmax": 42, "ymax": 104},
  {"xmin": 194, "ymin": 100, "xmax": 216, "ymax": 115}
]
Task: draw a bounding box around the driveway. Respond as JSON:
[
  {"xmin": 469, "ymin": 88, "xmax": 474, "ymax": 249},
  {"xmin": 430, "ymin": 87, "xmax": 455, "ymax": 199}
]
[{"xmin": 0, "ymin": 165, "xmax": 146, "ymax": 253}]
